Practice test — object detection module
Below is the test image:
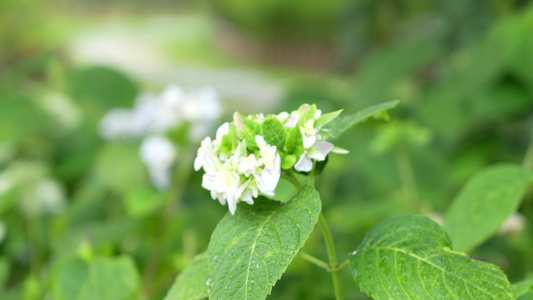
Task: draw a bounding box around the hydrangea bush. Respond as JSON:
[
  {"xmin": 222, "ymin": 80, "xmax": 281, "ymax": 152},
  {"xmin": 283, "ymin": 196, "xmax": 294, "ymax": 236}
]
[{"xmin": 165, "ymin": 100, "xmax": 532, "ymax": 300}]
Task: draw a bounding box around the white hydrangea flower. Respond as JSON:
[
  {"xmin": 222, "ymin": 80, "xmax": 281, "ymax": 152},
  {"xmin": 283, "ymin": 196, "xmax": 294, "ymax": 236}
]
[
  {"xmin": 194, "ymin": 103, "xmax": 345, "ymax": 215},
  {"xmin": 140, "ymin": 135, "xmax": 177, "ymax": 190},
  {"xmin": 294, "ymin": 141, "xmax": 334, "ymax": 172},
  {"xmin": 194, "ymin": 137, "xmax": 219, "ymax": 173},
  {"xmin": 254, "ymin": 136, "xmax": 281, "ymax": 195},
  {"xmin": 293, "ymin": 115, "xmax": 334, "ymax": 172}
]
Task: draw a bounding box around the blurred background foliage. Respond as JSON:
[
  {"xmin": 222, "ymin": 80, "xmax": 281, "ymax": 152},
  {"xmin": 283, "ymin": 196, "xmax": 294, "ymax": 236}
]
[{"xmin": 1, "ymin": 0, "xmax": 533, "ymax": 299}]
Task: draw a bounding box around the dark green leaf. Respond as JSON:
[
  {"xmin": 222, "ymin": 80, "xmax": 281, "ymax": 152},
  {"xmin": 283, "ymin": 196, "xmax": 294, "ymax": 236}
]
[
  {"xmin": 349, "ymin": 215, "xmax": 513, "ymax": 299},
  {"xmin": 165, "ymin": 252, "xmax": 208, "ymax": 300},
  {"xmin": 325, "ymin": 100, "xmax": 399, "ymax": 139},
  {"xmin": 208, "ymin": 186, "xmax": 321, "ymax": 300}
]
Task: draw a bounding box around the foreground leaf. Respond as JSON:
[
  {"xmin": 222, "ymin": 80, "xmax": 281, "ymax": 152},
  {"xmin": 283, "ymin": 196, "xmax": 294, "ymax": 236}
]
[
  {"xmin": 444, "ymin": 164, "xmax": 533, "ymax": 252},
  {"xmin": 324, "ymin": 100, "xmax": 399, "ymax": 139},
  {"xmin": 165, "ymin": 252, "xmax": 208, "ymax": 300},
  {"xmin": 208, "ymin": 186, "xmax": 320, "ymax": 300},
  {"xmin": 52, "ymin": 256, "xmax": 139, "ymax": 300},
  {"xmin": 349, "ymin": 215, "xmax": 513, "ymax": 299}
]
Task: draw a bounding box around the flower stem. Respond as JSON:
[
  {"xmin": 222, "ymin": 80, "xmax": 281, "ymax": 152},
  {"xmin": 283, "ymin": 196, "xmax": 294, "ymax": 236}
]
[
  {"xmin": 299, "ymin": 251, "xmax": 330, "ymax": 270},
  {"xmin": 318, "ymin": 213, "xmax": 344, "ymax": 300},
  {"xmin": 283, "ymin": 172, "xmax": 303, "ymax": 190}
]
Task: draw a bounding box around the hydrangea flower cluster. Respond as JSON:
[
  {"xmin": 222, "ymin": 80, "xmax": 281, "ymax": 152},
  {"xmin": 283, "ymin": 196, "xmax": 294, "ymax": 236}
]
[{"xmin": 194, "ymin": 104, "xmax": 345, "ymax": 214}]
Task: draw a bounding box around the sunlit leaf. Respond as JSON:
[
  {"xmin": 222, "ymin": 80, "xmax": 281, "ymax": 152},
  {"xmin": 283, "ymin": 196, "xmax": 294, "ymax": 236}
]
[
  {"xmin": 165, "ymin": 252, "xmax": 208, "ymax": 300},
  {"xmin": 207, "ymin": 186, "xmax": 321, "ymax": 300},
  {"xmin": 349, "ymin": 215, "xmax": 513, "ymax": 299},
  {"xmin": 444, "ymin": 164, "xmax": 533, "ymax": 252}
]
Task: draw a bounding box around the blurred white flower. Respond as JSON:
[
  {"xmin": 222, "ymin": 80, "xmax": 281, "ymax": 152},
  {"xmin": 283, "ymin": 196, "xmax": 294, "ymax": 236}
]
[
  {"xmin": 140, "ymin": 135, "xmax": 177, "ymax": 190},
  {"xmin": 36, "ymin": 178, "xmax": 67, "ymax": 214},
  {"xmin": 20, "ymin": 178, "xmax": 67, "ymax": 216},
  {"xmin": 100, "ymin": 85, "xmax": 222, "ymax": 142},
  {"xmin": 0, "ymin": 173, "xmax": 13, "ymax": 195},
  {"xmin": 0, "ymin": 142, "xmax": 16, "ymax": 165},
  {"xmin": 498, "ymin": 212, "xmax": 526, "ymax": 235},
  {"xmin": 42, "ymin": 94, "xmax": 81, "ymax": 130},
  {"xmin": 0, "ymin": 220, "xmax": 6, "ymax": 245},
  {"xmin": 99, "ymin": 108, "xmax": 138, "ymax": 140}
]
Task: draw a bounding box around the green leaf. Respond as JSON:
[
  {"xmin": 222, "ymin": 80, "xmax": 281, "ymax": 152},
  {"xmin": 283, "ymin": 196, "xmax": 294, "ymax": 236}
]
[
  {"xmin": 207, "ymin": 185, "xmax": 321, "ymax": 300},
  {"xmin": 314, "ymin": 109, "xmax": 343, "ymax": 129},
  {"xmin": 324, "ymin": 100, "xmax": 399, "ymax": 139},
  {"xmin": 261, "ymin": 116, "xmax": 286, "ymax": 149},
  {"xmin": 233, "ymin": 112, "xmax": 260, "ymax": 150},
  {"xmin": 284, "ymin": 126, "xmax": 304, "ymax": 157},
  {"xmin": 297, "ymin": 104, "xmax": 317, "ymax": 124},
  {"xmin": 165, "ymin": 252, "xmax": 208, "ymax": 300},
  {"xmin": 349, "ymin": 215, "xmax": 513, "ymax": 300},
  {"xmin": 513, "ymin": 277, "xmax": 533, "ymax": 298},
  {"xmin": 444, "ymin": 164, "xmax": 533, "ymax": 252},
  {"xmin": 52, "ymin": 256, "xmax": 139, "ymax": 300}
]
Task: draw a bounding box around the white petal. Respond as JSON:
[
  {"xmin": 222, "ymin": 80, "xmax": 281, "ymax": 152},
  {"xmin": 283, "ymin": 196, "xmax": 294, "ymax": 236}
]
[
  {"xmin": 194, "ymin": 155, "xmax": 203, "ymax": 171},
  {"xmin": 300, "ymin": 126, "xmax": 316, "ymax": 149},
  {"xmin": 259, "ymin": 168, "xmax": 280, "ymax": 193},
  {"xmin": 307, "ymin": 142, "xmax": 333, "ymax": 161},
  {"xmin": 331, "ymin": 146, "xmax": 349, "ymax": 154},
  {"xmin": 227, "ymin": 197, "xmax": 237, "ymax": 215},
  {"xmin": 294, "ymin": 153, "xmax": 313, "ymax": 172},
  {"xmin": 255, "ymin": 135, "xmax": 266, "ymax": 148},
  {"xmin": 285, "ymin": 116, "xmax": 298, "ymax": 128},
  {"xmin": 314, "ymin": 109, "xmax": 322, "ymax": 119},
  {"xmin": 216, "ymin": 122, "xmax": 230, "ymax": 140},
  {"xmin": 276, "ymin": 111, "xmax": 289, "ymax": 123}
]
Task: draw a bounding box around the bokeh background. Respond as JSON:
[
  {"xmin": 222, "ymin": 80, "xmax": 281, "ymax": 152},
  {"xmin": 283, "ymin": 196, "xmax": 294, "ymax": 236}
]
[{"xmin": 1, "ymin": 0, "xmax": 533, "ymax": 299}]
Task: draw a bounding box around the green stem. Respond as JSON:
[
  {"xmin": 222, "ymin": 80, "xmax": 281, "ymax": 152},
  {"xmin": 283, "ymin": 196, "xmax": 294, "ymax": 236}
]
[
  {"xmin": 299, "ymin": 251, "xmax": 330, "ymax": 270},
  {"xmin": 318, "ymin": 213, "xmax": 344, "ymax": 300},
  {"xmin": 334, "ymin": 259, "xmax": 349, "ymax": 272},
  {"xmin": 282, "ymin": 172, "xmax": 303, "ymax": 190},
  {"xmin": 308, "ymin": 164, "xmax": 316, "ymax": 187},
  {"xmin": 142, "ymin": 148, "xmax": 194, "ymax": 295}
]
